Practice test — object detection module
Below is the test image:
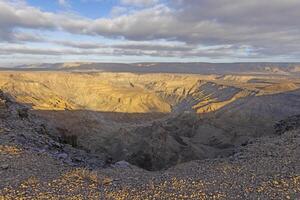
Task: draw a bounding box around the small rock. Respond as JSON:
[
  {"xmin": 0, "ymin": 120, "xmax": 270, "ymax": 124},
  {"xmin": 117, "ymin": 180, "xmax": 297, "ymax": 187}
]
[
  {"xmin": 57, "ymin": 153, "xmax": 68, "ymax": 160},
  {"xmin": 266, "ymin": 151, "xmax": 273, "ymax": 157},
  {"xmin": 17, "ymin": 107, "xmax": 29, "ymax": 119},
  {"xmin": 72, "ymin": 156, "xmax": 84, "ymax": 162},
  {"xmin": 64, "ymin": 158, "xmax": 76, "ymax": 166},
  {"xmin": 102, "ymin": 177, "xmax": 113, "ymax": 185},
  {"xmin": 114, "ymin": 160, "xmax": 131, "ymax": 168},
  {"xmin": 4, "ymin": 128, "xmax": 11, "ymax": 132},
  {"xmin": 1, "ymin": 164, "xmax": 9, "ymax": 170}
]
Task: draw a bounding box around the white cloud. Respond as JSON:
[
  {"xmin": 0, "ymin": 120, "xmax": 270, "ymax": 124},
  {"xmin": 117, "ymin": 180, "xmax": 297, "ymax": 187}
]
[
  {"xmin": 58, "ymin": 0, "xmax": 70, "ymax": 7},
  {"xmin": 110, "ymin": 6, "xmax": 128, "ymax": 17},
  {"xmin": 120, "ymin": 0, "xmax": 159, "ymax": 7}
]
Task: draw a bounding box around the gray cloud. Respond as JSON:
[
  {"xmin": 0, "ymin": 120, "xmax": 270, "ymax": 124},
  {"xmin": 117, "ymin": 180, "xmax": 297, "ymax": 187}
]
[
  {"xmin": 53, "ymin": 40, "xmax": 194, "ymax": 51},
  {"xmin": 0, "ymin": 45, "xmax": 113, "ymax": 56},
  {"xmin": 53, "ymin": 40, "xmax": 105, "ymax": 49},
  {"xmin": 0, "ymin": 0, "xmax": 300, "ymax": 59},
  {"xmin": 0, "ymin": 46, "xmax": 64, "ymax": 55},
  {"xmin": 0, "ymin": 42, "xmax": 257, "ymax": 60}
]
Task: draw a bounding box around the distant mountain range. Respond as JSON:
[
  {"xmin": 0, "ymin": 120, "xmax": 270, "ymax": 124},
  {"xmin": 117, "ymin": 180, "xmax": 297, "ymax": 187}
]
[{"xmin": 2, "ymin": 62, "xmax": 300, "ymax": 75}]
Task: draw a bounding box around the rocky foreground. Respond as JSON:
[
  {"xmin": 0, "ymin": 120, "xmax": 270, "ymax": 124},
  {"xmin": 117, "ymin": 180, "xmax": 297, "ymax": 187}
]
[{"xmin": 0, "ymin": 92, "xmax": 299, "ymax": 199}]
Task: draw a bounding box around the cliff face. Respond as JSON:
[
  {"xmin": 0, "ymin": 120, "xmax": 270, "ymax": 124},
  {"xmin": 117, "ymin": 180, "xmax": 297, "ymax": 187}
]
[{"xmin": 0, "ymin": 72, "xmax": 297, "ymax": 113}]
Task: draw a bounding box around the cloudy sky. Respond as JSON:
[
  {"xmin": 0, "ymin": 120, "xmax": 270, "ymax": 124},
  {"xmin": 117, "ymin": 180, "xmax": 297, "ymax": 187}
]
[{"xmin": 1, "ymin": 0, "xmax": 300, "ymax": 66}]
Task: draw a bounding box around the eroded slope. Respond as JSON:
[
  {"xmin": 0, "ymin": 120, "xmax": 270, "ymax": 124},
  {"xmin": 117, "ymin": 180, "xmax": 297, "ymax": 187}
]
[
  {"xmin": 0, "ymin": 93, "xmax": 299, "ymax": 199},
  {"xmin": 0, "ymin": 72, "xmax": 299, "ymax": 170}
]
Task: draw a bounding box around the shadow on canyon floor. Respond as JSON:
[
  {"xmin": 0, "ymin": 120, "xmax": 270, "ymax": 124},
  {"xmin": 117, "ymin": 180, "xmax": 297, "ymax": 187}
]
[{"xmin": 4, "ymin": 88, "xmax": 300, "ymax": 171}]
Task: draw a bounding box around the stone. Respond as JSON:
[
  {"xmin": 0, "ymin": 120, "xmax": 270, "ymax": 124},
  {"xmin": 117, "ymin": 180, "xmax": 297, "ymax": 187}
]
[
  {"xmin": 114, "ymin": 160, "xmax": 131, "ymax": 168},
  {"xmin": 57, "ymin": 153, "xmax": 68, "ymax": 160},
  {"xmin": 102, "ymin": 177, "xmax": 113, "ymax": 185},
  {"xmin": 17, "ymin": 107, "xmax": 29, "ymax": 119},
  {"xmin": 72, "ymin": 156, "xmax": 84, "ymax": 162},
  {"xmin": 1, "ymin": 164, "xmax": 9, "ymax": 170}
]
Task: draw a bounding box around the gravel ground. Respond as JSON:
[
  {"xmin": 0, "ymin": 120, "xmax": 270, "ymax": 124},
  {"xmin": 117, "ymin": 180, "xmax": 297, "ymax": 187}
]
[
  {"xmin": 97, "ymin": 129, "xmax": 300, "ymax": 199},
  {"xmin": 0, "ymin": 128, "xmax": 299, "ymax": 199},
  {"xmin": 0, "ymin": 92, "xmax": 299, "ymax": 199}
]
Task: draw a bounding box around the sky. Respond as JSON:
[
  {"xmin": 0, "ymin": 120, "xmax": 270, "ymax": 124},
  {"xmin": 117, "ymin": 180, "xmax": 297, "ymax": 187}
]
[{"xmin": 1, "ymin": 0, "xmax": 300, "ymax": 66}]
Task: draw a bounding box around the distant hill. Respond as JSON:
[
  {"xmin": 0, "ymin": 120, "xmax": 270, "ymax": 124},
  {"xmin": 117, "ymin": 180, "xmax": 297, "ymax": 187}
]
[{"xmin": 2, "ymin": 62, "xmax": 300, "ymax": 76}]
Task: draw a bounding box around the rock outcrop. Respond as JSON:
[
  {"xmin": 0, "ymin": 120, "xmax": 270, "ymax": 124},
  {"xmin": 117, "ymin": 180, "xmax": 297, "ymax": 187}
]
[
  {"xmin": 274, "ymin": 115, "xmax": 300, "ymax": 135},
  {"xmin": 0, "ymin": 91, "xmax": 104, "ymax": 169}
]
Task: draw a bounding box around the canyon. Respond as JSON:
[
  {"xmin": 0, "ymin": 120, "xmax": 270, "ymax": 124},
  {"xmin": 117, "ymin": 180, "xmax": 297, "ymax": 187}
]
[
  {"xmin": 0, "ymin": 66, "xmax": 299, "ymax": 170},
  {"xmin": 0, "ymin": 63, "xmax": 300, "ymax": 199}
]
